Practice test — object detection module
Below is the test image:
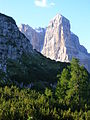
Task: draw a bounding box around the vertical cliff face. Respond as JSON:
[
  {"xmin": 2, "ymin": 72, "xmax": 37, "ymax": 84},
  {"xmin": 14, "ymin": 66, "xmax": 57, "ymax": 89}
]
[
  {"xmin": 19, "ymin": 13, "xmax": 90, "ymax": 73},
  {"xmin": 0, "ymin": 13, "xmax": 33, "ymax": 70},
  {"xmin": 19, "ymin": 24, "xmax": 45, "ymax": 52},
  {"xmin": 41, "ymin": 14, "xmax": 90, "ymax": 72},
  {"xmin": 41, "ymin": 14, "xmax": 81, "ymax": 62},
  {"xmin": 42, "ymin": 14, "xmax": 71, "ymax": 62}
]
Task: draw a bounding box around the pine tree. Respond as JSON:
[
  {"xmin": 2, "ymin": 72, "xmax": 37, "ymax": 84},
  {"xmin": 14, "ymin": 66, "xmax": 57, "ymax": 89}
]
[
  {"xmin": 66, "ymin": 58, "xmax": 89, "ymax": 109},
  {"xmin": 55, "ymin": 68, "xmax": 70, "ymax": 103}
]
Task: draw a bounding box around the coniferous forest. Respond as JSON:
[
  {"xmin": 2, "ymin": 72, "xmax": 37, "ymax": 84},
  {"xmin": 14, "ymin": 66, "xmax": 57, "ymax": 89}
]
[{"xmin": 0, "ymin": 58, "xmax": 90, "ymax": 120}]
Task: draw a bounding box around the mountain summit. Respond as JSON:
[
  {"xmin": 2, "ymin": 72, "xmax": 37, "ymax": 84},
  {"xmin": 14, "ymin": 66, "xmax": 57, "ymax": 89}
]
[
  {"xmin": 42, "ymin": 13, "xmax": 71, "ymax": 62},
  {"xmin": 19, "ymin": 24, "xmax": 45, "ymax": 52},
  {"xmin": 0, "ymin": 13, "xmax": 33, "ymax": 71},
  {"xmin": 19, "ymin": 13, "xmax": 90, "ymax": 72}
]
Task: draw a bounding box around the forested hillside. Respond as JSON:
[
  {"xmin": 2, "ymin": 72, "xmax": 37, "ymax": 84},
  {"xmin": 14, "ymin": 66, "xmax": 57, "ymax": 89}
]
[{"xmin": 0, "ymin": 58, "xmax": 90, "ymax": 120}]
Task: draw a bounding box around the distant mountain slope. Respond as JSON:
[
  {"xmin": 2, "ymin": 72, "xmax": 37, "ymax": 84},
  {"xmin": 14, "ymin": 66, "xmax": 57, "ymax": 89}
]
[
  {"xmin": 19, "ymin": 24, "xmax": 45, "ymax": 52},
  {"xmin": 0, "ymin": 13, "xmax": 68, "ymax": 87},
  {"xmin": 19, "ymin": 14, "xmax": 90, "ymax": 72}
]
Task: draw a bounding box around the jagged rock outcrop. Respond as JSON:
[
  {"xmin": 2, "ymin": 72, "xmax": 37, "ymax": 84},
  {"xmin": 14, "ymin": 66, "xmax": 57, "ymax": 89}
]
[
  {"xmin": 42, "ymin": 14, "xmax": 90, "ymax": 72},
  {"xmin": 0, "ymin": 13, "xmax": 33, "ymax": 71},
  {"xmin": 19, "ymin": 24, "xmax": 45, "ymax": 52},
  {"xmin": 42, "ymin": 14, "xmax": 71, "ymax": 62},
  {"xmin": 19, "ymin": 14, "xmax": 90, "ymax": 73}
]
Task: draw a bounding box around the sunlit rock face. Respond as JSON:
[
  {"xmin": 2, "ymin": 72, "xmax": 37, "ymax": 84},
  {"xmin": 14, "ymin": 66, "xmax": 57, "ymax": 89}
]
[
  {"xmin": 42, "ymin": 14, "xmax": 70, "ymax": 62},
  {"xmin": 0, "ymin": 13, "xmax": 33, "ymax": 70},
  {"xmin": 19, "ymin": 14, "xmax": 90, "ymax": 73},
  {"xmin": 41, "ymin": 14, "xmax": 90, "ymax": 72},
  {"xmin": 19, "ymin": 24, "xmax": 45, "ymax": 52}
]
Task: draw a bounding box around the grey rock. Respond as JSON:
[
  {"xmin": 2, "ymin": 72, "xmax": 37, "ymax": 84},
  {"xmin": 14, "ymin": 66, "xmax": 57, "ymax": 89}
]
[
  {"xmin": 19, "ymin": 13, "xmax": 90, "ymax": 73},
  {"xmin": 19, "ymin": 24, "xmax": 46, "ymax": 52},
  {"xmin": 0, "ymin": 13, "xmax": 34, "ymax": 71},
  {"xmin": 42, "ymin": 14, "xmax": 90, "ymax": 72}
]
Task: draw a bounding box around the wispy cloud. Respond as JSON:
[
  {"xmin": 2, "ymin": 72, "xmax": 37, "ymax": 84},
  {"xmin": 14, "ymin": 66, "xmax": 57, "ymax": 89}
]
[
  {"xmin": 50, "ymin": 2, "xmax": 55, "ymax": 6},
  {"xmin": 34, "ymin": 0, "xmax": 55, "ymax": 8},
  {"xmin": 35, "ymin": 0, "xmax": 47, "ymax": 7}
]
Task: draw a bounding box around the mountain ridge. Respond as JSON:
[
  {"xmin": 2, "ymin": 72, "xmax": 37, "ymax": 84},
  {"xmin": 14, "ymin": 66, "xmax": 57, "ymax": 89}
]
[
  {"xmin": 19, "ymin": 13, "xmax": 90, "ymax": 72},
  {"xmin": 0, "ymin": 12, "xmax": 68, "ymax": 86},
  {"xmin": 19, "ymin": 24, "xmax": 45, "ymax": 52},
  {"xmin": 0, "ymin": 12, "xmax": 34, "ymax": 71}
]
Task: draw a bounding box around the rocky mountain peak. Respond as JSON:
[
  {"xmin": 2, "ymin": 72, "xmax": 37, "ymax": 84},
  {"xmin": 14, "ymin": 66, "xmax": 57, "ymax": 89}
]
[
  {"xmin": 35, "ymin": 27, "xmax": 45, "ymax": 33},
  {"xmin": 41, "ymin": 13, "xmax": 71, "ymax": 62},
  {"xmin": 42, "ymin": 14, "xmax": 90, "ymax": 72},
  {"xmin": 19, "ymin": 24, "xmax": 46, "ymax": 52},
  {"xmin": 0, "ymin": 13, "xmax": 16, "ymax": 25},
  {"xmin": 49, "ymin": 13, "xmax": 70, "ymax": 28},
  {"xmin": 19, "ymin": 13, "xmax": 90, "ymax": 73},
  {"xmin": 0, "ymin": 13, "xmax": 33, "ymax": 71}
]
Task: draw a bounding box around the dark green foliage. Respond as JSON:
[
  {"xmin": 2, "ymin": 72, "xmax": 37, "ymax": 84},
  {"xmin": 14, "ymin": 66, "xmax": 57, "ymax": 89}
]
[
  {"xmin": 6, "ymin": 53, "xmax": 68, "ymax": 86},
  {"xmin": 56, "ymin": 58, "xmax": 90, "ymax": 111},
  {"xmin": 67, "ymin": 58, "xmax": 90, "ymax": 109},
  {"xmin": 0, "ymin": 85, "xmax": 89, "ymax": 120},
  {"xmin": 0, "ymin": 56, "xmax": 90, "ymax": 120},
  {"xmin": 55, "ymin": 68, "xmax": 70, "ymax": 104}
]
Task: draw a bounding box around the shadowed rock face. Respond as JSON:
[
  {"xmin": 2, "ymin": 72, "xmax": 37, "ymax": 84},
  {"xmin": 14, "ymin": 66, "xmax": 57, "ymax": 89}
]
[
  {"xmin": 0, "ymin": 13, "xmax": 33, "ymax": 70},
  {"xmin": 19, "ymin": 24, "xmax": 46, "ymax": 52},
  {"xmin": 19, "ymin": 13, "xmax": 90, "ymax": 73}
]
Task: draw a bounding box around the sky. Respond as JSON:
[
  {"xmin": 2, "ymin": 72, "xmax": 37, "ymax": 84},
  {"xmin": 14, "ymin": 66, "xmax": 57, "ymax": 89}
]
[{"xmin": 0, "ymin": 0, "xmax": 90, "ymax": 53}]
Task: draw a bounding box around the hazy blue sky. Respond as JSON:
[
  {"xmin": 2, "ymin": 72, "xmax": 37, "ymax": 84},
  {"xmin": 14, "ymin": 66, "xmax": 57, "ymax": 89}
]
[{"xmin": 0, "ymin": 0, "xmax": 90, "ymax": 52}]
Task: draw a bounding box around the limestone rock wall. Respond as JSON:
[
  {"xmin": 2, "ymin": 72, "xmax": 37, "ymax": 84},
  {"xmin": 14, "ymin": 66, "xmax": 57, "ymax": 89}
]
[
  {"xmin": 19, "ymin": 13, "xmax": 90, "ymax": 73},
  {"xmin": 0, "ymin": 13, "xmax": 33, "ymax": 70},
  {"xmin": 42, "ymin": 14, "xmax": 90, "ymax": 72},
  {"xmin": 19, "ymin": 24, "xmax": 45, "ymax": 52}
]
